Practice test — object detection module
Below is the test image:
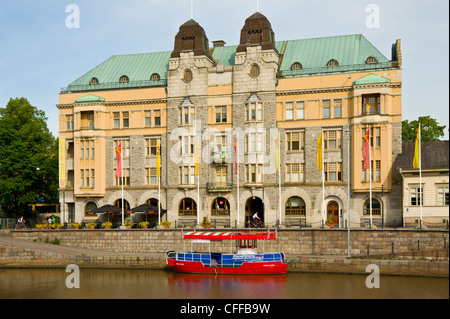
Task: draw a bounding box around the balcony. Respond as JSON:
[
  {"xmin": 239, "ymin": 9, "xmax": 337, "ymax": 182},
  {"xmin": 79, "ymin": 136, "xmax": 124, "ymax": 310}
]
[
  {"xmin": 211, "ymin": 151, "xmax": 228, "ymax": 163},
  {"xmin": 206, "ymin": 182, "xmax": 233, "ymax": 192}
]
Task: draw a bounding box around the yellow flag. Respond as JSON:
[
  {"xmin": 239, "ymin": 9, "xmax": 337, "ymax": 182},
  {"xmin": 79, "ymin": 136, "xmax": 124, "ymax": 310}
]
[
  {"xmin": 316, "ymin": 132, "xmax": 323, "ymax": 171},
  {"xmin": 275, "ymin": 133, "xmax": 280, "ymax": 173},
  {"xmin": 195, "ymin": 143, "xmax": 199, "ymax": 176},
  {"xmin": 156, "ymin": 140, "xmax": 161, "ymax": 177},
  {"xmin": 413, "ymin": 126, "xmax": 420, "ymax": 169}
]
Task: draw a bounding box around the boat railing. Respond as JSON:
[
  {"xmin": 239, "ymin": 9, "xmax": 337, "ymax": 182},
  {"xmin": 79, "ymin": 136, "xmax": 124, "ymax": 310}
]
[{"xmin": 175, "ymin": 252, "xmax": 285, "ymax": 267}]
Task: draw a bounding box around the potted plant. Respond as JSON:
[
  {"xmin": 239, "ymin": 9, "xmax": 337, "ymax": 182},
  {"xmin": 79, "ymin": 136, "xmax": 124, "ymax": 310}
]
[
  {"xmin": 325, "ymin": 218, "xmax": 335, "ymax": 229},
  {"xmin": 124, "ymin": 221, "xmax": 134, "ymax": 229},
  {"xmin": 51, "ymin": 223, "xmax": 63, "ymax": 229},
  {"xmin": 139, "ymin": 221, "xmax": 150, "ymax": 229},
  {"xmin": 86, "ymin": 222, "xmax": 97, "ymax": 229},
  {"xmin": 35, "ymin": 224, "xmax": 46, "ymax": 230},
  {"xmin": 71, "ymin": 223, "xmax": 81, "ymax": 229},
  {"xmin": 201, "ymin": 216, "xmax": 211, "ymax": 229},
  {"xmin": 160, "ymin": 220, "xmax": 171, "ymax": 229},
  {"xmin": 102, "ymin": 221, "xmax": 112, "ymax": 229}
]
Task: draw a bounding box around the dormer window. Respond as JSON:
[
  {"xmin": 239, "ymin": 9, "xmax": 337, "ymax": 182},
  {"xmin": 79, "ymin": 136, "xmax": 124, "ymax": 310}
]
[
  {"xmin": 327, "ymin": 59, "xmax": 339, "ymax": 67},
  {"xmin": 150, "ymin": 73, "xmax": 160, "ymax": 81},
  {"xmin": 366, "ymin": 56, "xmax": 378, "ymax": 64},
  {"xmin": 89, "ymin": 77, "xmax": 99, "ymax": 85},
  {"xmin": 291, "ymin": 62, "xmax": 302, "ymax": 70},
  {"xmin": 119, "ymin": 75, "xmax": 129, "ymax": 83}
]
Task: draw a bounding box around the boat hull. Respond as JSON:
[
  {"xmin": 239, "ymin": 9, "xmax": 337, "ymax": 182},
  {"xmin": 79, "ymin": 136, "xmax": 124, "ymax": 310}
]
[{"xmin": 169, "ymin": 259, "xmax": 287, "ymax": 275}]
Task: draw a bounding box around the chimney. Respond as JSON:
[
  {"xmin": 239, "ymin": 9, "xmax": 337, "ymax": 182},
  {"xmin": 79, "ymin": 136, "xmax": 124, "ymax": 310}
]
[{"xmin": 212, "ymin": 40, "xmax": 226, "ymax": 48}]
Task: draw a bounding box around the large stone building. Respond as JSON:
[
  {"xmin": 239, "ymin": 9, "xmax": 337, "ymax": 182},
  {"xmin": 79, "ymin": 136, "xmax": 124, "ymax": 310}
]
[{"xmin": 57, "ymin": 12, "xmax": 403, "ymax": 228}]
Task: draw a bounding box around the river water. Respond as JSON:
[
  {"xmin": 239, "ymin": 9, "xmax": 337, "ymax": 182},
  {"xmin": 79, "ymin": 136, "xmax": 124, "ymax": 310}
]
[{"xmin": 0, "ymin": 268, "xmax": 447, "ymax": 299}]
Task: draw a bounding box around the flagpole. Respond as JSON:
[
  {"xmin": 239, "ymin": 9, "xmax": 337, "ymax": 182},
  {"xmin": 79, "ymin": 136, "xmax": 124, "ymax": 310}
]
[
  {"xmin": 419, "ymin": 123, "xmax": 422, "ymax": 228},
  {"xmin": 369, "ymin": 126, "xmax": 372, "ymax": 228},
  {"xmin": 236, "ymin": 138, "xmax": 240, "ymax": 227},
  {"xmin": 346, "ymin": 122, "xmax": 351, "ymax": 257},
  {"xmin": 157, "ymin": 139, "xmax": 161, "ymax": 226},
  {"xmin": 278, "ymin": 134, "xmax": 282, "ymax": 225},
  {"xmin": 121, "ymin": 139, "xmax": 124, "ymax": 226}
]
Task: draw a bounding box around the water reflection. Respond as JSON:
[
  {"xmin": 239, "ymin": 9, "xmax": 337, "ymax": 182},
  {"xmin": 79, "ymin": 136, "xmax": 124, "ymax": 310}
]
[{"xmin": 0, "ymin": 269, "xmax": 447, "ymax": 299}]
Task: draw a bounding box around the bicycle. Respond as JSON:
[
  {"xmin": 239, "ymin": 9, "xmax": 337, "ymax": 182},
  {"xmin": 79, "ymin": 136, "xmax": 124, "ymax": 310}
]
[
  {"xmin": 252, "ymin": 219, "xmax": 264, "ymax": 228},
  {"xmin": 14, "ymin": 223, "xmax": 28, "ymax": 230}
]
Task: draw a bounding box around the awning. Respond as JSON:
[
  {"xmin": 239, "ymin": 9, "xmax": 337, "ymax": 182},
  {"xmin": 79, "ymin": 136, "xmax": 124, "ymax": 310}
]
[{"xmin": 183, "ymin": 231, "xmax": 277, "ymax": 241}]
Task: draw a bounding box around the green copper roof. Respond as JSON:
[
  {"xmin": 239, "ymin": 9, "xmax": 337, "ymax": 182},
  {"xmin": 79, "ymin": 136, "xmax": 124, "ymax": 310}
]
[
  {"xmin": 75, "ymin": 94, "xmax": 105, "ymax": 103},
  {"xmin": 352, "ymin": 74, "xmax": 390, "ymax": 85},
  {"xmin": 63, "ymin": 34, "xmax": 392, "ymax": 93}
]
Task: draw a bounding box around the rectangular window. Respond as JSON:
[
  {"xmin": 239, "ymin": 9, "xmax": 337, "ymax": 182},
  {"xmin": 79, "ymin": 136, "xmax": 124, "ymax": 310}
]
[
  {"xmin": 145, "ymin": 111, "xmax": 152, "ymax": 127},
  {"xmin": 286, "ymin": 102, "xmax": 294, "ymax": 120},
  {"xmin": 322, "ymin": 100, "xmax": 330, "ymax": 118},
  {"xmin": 179, "ymin": 135, "xmax": 195, "ymax": 155},
  {"xmin": 410, "ymin": 185, "xmax": 423, "ymax": 206},
  {"xmin": 286, "ymin": 131, "xmax": 304, "ymax": 151},
  {"xmin": 115, "ymin": 168, "xmax": 130, "ymax": 186},
  {"xmin": 324, "ymin": 130, "xmax": 342, "ymax": 150},
  {"xmin": 296, "ymin": 101, "xmax": 305, "ymax": 119},
  {"xmin": 154, "ymin": 110, "xmax": 161, "ymax": 126},
  {"xmin": 80, "ymin": 170, "xmax": 84, "ymax": 187},
  {"xmin": 245, "ymin": 102, "xmax": 262, "ymax": 122},
  {"xmin": 180, "ymin": 106, "xmax": 195, "ymax": 125},
  {"xmin": 286, "ymin": 163, "xmax": 304, "ymax": 183},
  {"xmin": 334, "ymin": 99, "xmax": 342, "ymax": 118},
  {"xmin": 114, "ymin": 140, "xmax": 130, "ymax": 158},
  {"xmin": 362, "ymin": 94, "xmax": 380, "ymax": 115},
  {"xmin": 113, "ymin": 112, "xmax": 120, "ymax": 128},
  {"xmin": 215, "ymin": 106, "xmax": 227, "ymax": 123},
  {"xmin": 245, "ymin": 164, "xmax": 262, "ymax": 183},
  {"xmin": 215, "ymin": 165, "xmax": 227, "ymax": 184},
  {"xmin": 122, "ymin": 112, "xmax": 129, "ymax": 128},
  {"xmin": 361, "ymin": 160, "xmax": 380, "ymax": 182},
  {"xmin": 146, "ymin": 137, "xmax": 160, "ymax": 156},
  {"xmin": 179, "ymin": 166, "xmax": 195, "ymax": 185},
  {"xmin": 324, "ymin": 162, "xmax": 342, "ymax": 182},
  {"xmin": 245, "ymin": 132, "xmax": 263, "ymax": 153},
  {"xmin": 437, "ymin": 185, "xmax": 449, "ymax": 206},
  {"xmin": 146, "ymin": 168, "xmax": 158, "ymax": 185},
  {"xmin": 66, "ymin": 115, "xmax": 74, "ymax": 131}
]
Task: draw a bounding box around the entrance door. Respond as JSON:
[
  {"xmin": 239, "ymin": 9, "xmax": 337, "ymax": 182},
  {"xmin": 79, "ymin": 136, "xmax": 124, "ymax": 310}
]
[
  {"xmin": 327, "ymin": 201, "xmax": 339, "ymax": 224},
  {"xmin": 245, "ymin": 197, "xmax": 264, "ymax": 227}
]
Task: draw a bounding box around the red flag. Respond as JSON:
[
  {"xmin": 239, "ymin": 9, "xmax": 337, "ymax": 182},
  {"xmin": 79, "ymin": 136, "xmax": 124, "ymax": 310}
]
[
  {"xmin": 362, "ymin": 129, "xmax": 370, "ymax": 170},
  {"xmin": 115, "ymin": 142, "xmax": 122, "ymax": 178}
]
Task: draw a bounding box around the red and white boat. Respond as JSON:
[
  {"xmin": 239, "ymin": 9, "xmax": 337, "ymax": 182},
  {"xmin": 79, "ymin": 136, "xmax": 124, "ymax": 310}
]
[{"xmin": 165, "ymin": 230, "xmax": 287, "ymax": 275}]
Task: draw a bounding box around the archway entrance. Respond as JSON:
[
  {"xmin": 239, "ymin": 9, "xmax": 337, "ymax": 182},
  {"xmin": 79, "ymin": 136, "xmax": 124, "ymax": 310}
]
[
  {"xmin": 245, "ymin": 196, "xmax": 264, "ymax": 227},
  {"xmin": 327, "ymin": 200, "xmax": 339, "ymax": 225}
]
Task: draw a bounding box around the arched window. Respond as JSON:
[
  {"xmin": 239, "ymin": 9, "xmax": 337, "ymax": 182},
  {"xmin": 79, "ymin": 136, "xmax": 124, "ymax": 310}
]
[
  {"xmin": 85, "ymin": 202, "xmax": 97, "ymax": 217},
  {"xmin": 182, "ymin": 69, "xmax": 193, "ymax": 84},
  {"xmin": 179, "ymin": 198, "xmax": 197, "ymax": 216},
  {"xmin": 327, "ymin": 59, "xmax": 339, "ymax": 67},
  {"xmin": 285, "ymin": 196, "xmax": 306, "ymax": 215},
  {"xmin": 249, "ymin": 64, "xmax": 260, "ymax": 79},
  {"xmin": 291, "ymin": 62, "xmax": 302, "ymax": 70},
  {"xmin": 150, "ymin": 73, "xmax": 160, "ymax": 81},
  {"xmin": 363, "ymin": 198, "xmax": 381, "ymax": 215},
  {"xmin": 211, "ymin": 197, "xmax": 230, "ymax": 216},
  {"xmin": 89, "ymin": 77, "xmax": 99, "ymax": 85},
  {"xmin": 119, "ymin": 75, "xmax": 129, "ymax": 83},
  {"xmin": 366, "ymin": 56, "xmax": 378, "ymax": 64},
  {"xmin": 114, "ymin": 199, "xmax": 130, "ymax": 211}
]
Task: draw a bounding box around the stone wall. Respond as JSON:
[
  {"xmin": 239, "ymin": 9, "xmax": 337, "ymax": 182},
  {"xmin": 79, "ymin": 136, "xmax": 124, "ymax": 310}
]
[{"xmin": 11, "ymin": 229, "xmax": 448, "ymax": 257}]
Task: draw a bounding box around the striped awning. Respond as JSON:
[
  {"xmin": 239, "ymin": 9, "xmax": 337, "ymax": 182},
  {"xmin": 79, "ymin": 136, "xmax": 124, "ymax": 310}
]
[{"xmin": 182, "ymin": 231, "xmax": 277, "ymax": 240}]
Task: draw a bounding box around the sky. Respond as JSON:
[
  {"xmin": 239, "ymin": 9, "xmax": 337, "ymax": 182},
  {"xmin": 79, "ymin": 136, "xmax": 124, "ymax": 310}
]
[{"xmin": 0, "ymin": 0, "xmax": 448, "ymax": 139}]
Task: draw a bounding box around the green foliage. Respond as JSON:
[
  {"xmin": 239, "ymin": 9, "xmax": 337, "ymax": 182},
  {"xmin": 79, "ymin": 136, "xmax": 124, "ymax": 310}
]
[
  {"xmin": 402, "ymin": 116, "xmax": 446, "ymax": 142},
  {"xmin": 0, "ymin": 97, "xmax": 58, "ymax": 217}
]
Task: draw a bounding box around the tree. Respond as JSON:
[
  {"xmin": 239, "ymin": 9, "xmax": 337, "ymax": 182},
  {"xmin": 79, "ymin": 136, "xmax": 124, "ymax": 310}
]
[
  {"xmin": 0, "ymin": 97, "xmax": 58, "ymax": 217},
  {"xmin": 402, "ymin": 116, "xmax": 447, "ymax": 142}
]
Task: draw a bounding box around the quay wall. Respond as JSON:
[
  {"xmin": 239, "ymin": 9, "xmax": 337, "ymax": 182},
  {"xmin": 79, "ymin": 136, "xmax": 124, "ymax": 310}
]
[
  {"xmin": 2, "ymin": 229, "xmax": 448, "ymax": 277},
  {"xmin": 9, "ymin": 229, "xmax": 449, "ymax": 256}
]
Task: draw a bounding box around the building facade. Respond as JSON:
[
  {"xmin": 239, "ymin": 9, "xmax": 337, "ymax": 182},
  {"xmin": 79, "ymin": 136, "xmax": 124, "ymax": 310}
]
[
  {"xmin": 396, "ymin": 141, "xmax": 449, "ymax": 229},
  {"xmin": 57, "ymin": 12, "xmax": 403, "ymax": 228}
]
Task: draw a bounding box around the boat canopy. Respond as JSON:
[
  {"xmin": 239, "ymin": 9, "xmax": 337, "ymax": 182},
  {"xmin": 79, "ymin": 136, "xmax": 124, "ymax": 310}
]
[{"xmin": 183, "ymin": 230, "xmax": 277, "ymax": 240}]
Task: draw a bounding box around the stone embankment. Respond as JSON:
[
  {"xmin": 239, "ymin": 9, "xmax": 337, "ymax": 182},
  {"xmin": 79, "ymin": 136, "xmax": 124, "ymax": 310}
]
[{"xmin": 0, "ymin": 229, "xmax": 448, "ymax": 277}]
